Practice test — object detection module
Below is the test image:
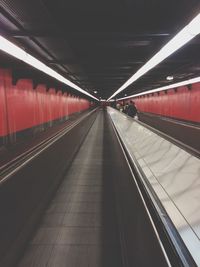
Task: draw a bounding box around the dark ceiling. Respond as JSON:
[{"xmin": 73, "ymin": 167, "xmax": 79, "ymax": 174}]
[{"xmin": 0, "ymin": 0, "xmax": 200, "ymax": 99}]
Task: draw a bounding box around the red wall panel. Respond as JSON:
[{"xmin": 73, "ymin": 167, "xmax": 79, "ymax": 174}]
[
  {"xmin": 189, "ymin": 83, "xmax": 200, "ymax": 122},
  {"xmin": 175, "ymin": 86, "xmax": 189, "ymax": 120},
  {"xmin": 35, "ymin": 85, "xmax": 47, "ymax": 127},
  {"xmin": 48, "ymin": 88, "xmax": 56, "ymax": 122},
  {"xmin": 4, "ymin": 70, "xmax": 18, "ymax": 135},
  {"xmin": 13, "ymin": 79, "xmax": 36, "ymax": 131},
  {"xmin": 0, "ymin": 68, "xmax": 91, "ymax": 140},
  {"xmin": 62, "ymin": 93, "xmax": 68, "ymax": 118},
  {"xmin": 132, "ymin": 83, "xmax": 200, "ymax": 123},
  {"xmin": 48, "ymin": 88, "xmax": 56, "ymax": 125},
  {"xmin": 72, "ymin": 96, "xmax": 75, "ymax": 114},
  {"xmin": 68, "ymin": 95, "xmax": 74, "ymax": 115},
  {"xmin": 57, "ymin": 90, "xmax": 63, "ymax": 120},
  {"xmin": 0, "ymin": 69, "xmax": 9, "ymax": 137}
]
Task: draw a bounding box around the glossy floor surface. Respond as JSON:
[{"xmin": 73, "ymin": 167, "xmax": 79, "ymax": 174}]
[{"xmin": 18, "ymin": 111, "xmax": 123, "ymax": 267}]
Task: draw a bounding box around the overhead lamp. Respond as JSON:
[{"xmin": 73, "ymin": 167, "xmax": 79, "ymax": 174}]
[
  {"xmin": 117, "ymin": 76, "xmax": 200, "ymax": 101},
  {"xmin": 166, "ymin": 76, "xmax": 174, "ymax": 81},
  {"xmin": 0, "ymin": 35, "xmax": 99, "ymax": 101},
  {"xmin": 107, "ymin": 13, "xmax": 200, "ymax": 100}
]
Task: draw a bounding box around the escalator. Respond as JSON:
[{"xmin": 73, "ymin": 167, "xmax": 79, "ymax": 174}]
[
  {"xmin": 18, "ymin": 110, "xmax": 123, "ymax": 267},
  {"xmin": 2, "ymin": 109, "xmax": 184, "ymax": 267}
]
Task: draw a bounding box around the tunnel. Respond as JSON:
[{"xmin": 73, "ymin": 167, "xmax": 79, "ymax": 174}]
[{"xmin": 0, "ymin": 1, "xmax": 200, "ymax": 267}]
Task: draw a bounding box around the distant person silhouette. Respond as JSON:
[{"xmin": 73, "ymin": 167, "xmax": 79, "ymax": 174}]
[{"xmin": 127, "ymin": 101, "xmax": 137, "ymax": 118}]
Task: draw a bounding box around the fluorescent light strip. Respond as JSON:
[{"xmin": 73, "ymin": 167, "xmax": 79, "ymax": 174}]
[
  {"xmin": 117, "ymin": 76, "xmax": 200, "ymax": 101},
  {"xmin": 0, "ymin": 35, "xmax": 99, "ymax": 101},
  {"xmin": 108, "ymin": 13, "xmax": 200, "ymax": 100},
  {"xmin": 100, "ymin": 99, "xmax": 115, "ymax": 102}
]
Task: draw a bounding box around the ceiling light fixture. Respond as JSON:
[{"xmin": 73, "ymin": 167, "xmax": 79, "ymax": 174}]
[
  {"xmin": 0, "ymin": 35, "xmax": 99, "ymax": 101},
  {"xmin": 166, "ymin": 76, "xmax": 174, "ymax": 81},
  {"xmin": 107, "ymin": 13, "xmax": 200, "ymax": 100},
  {"xmin": 116, "ymin": 76, "xmax": 200, "ymax": 101}
]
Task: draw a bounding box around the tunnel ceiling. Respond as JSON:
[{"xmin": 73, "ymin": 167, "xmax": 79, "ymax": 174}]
[{"xmin": 0, "ymin": 0, "xmax": 200, "ymax": 99}]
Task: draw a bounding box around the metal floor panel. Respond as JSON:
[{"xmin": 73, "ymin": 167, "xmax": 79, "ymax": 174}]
[{"xmin": 18, "ymin": 111, "xmax": 123, "ymax": 267}]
